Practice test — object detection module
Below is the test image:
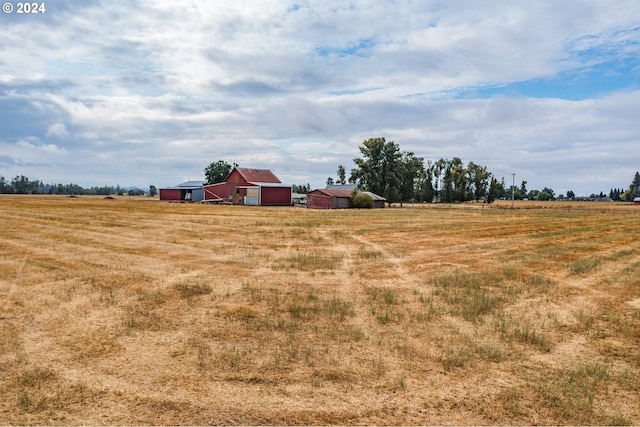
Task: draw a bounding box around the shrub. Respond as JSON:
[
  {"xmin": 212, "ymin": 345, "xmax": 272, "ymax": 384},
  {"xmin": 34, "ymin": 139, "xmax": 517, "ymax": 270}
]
[{"xmin": 349, "ymin": 190, "xmax": 374, "ymax": 208}]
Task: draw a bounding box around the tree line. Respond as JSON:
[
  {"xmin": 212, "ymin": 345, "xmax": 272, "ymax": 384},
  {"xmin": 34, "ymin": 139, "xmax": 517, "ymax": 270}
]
[
  {"xmin": 324, "ymin": 137, "xmax": 503, "ymax": 205},
  {"xmin": 0, "ymin": 175, "xmax": 157, "ymax": 196},
  {"xmin": 322, "ymin": 137, "xmax": 640, "ymax": 205}
]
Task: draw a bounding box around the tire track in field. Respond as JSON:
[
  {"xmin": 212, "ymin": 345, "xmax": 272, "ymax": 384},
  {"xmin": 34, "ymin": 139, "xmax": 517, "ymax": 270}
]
[{"xmin": 349, "ymin": 233, "xmax": 417, "ymax": 286}]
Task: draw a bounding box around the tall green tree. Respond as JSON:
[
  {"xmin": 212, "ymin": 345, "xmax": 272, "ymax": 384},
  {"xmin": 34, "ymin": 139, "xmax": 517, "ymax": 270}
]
[
  {"xmin": 441, "ymin": 161, "xmax": 454, "ymax": 203},
  {"xmin": 467, "ymin": 162, "xmax": 490, "ymax": 202},
  {"xmin": 11, "ymin": 175, "xmax": 40, "ymax": 194},
  {"xmin": 486, "ymin": 176, "xmax": 502, "ymax": 204},
  {"xmin": 449, "ymin": 157, "xmax": 468, "ymax": 202},
  {"xmin": 520, "ymin": 180, "xmax": 528, "ymax": 196},
  {"xmin": 204, "ymin": 160, "xmax": 236, "ymax": 185},
  {"xmin": 336, "ymin": 165, "xmax": 346, "ymax": 185},
  {"xmin": 397, "ymin": 152, "xmax": 424, "ymax": 206},
  {"xmin": 629, "ymin": 171, "xmax": 640, "ymax": 198},
  {"xmin": 0, "ymin": 176, "xmax": 12, "ymax": 193},
  {"xmin": 416, "ymin": 161, "xmax": 435, "ymax": 203},
  {"xmin": 350, "ymin": 137, "xmax": 402, "ymax": 200},
  {"xmin": 149, "ymin": 185, "xmax": 158, "ymax": 197}
]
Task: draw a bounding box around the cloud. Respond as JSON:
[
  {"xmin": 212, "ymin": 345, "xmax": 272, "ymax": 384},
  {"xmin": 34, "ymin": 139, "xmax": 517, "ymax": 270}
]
[
  {"xmin": 0, "ymin": 0, "xmax": 638, "ymax": 194},
  {"xmin": 46, "ymin": 123, "xmax": 68, "ymax": 138}
]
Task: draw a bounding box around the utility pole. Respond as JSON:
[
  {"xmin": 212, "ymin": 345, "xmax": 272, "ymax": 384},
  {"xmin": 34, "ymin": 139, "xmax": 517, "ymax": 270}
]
[{"xmin": 511, "ymin": 173, "xmax": 516, "ymax": 209}]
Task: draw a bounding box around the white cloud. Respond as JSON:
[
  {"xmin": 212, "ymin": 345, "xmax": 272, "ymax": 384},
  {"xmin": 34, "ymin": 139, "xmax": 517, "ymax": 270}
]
[
  {"xmin": 46, "ymin": 123, "xmax": 68, "ymax": 138},
  {"xmin": 0, "ymin": 0, "xmax": 638, "ymax": 193}
]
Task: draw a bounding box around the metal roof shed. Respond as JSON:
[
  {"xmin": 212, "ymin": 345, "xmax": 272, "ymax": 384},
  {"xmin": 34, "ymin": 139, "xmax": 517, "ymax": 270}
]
[{"xmin": 160, "ymin": 181, "xmax": 205, "ymax": 202}]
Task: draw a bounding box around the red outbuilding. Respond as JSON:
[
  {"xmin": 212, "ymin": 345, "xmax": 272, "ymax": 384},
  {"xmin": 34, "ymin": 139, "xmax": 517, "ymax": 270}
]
[
  {"xmin": 203, "ymin": 167, "xmax": 292, "ymax": 206},
  {"xmin": 159, "ymin": 181, "xmax": 205, "ymax": 202},
  {"xmin": 306, "ymin": 188, "xmax": 386, "ymax": 209}
]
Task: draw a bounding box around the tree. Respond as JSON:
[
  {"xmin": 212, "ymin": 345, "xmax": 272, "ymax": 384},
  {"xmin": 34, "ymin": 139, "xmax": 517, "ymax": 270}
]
[
  {"xmin": 435, "ymin": 157, "xmax": 469, "ymax": 203},
  {"xmin": 350, "ymin": 137, "xmax": 402, "ymax": 199},
  {"xmin": 292, "ymin": 183, "xmax": 310, "ymax": 193},
  {"xmin": 149, "ymin": 185, "xmax": 158, "ymax": 197},
  {"xmin": 540, "ymin": 187, "xmax": 555, "ymax": 200},
  {"xmin": 486, "ymin": 176, "xmax": 502, "ymax": 204},
  {"xmin": 204, "ymin": 160, "xmax": 236, "ymax": 185},
  {"xmin": 467, "ymin": 162, "xmax": 490, "ymax": 202},
  {"xmin": 336, "ymin": 165, "xmax": 346, "ymax": 185},
  {"xmin": 629, "ymin": 171, "xmax": 640, "ymax": 199},
  {"xmin": 566, "ymin": 190, "xmax": 575, "ymax": 199},
  {"xmin": 11, "ymin": 175, "xmax": 40, "ymax": 194},
  {"xmin": 536, "ymin": 189, "xmax": 553, "ymax": 201},
  {"xmin": 326, "ymin": 177, "xmax": 334, "ymax": 186},
  {"xmin": 440, "ymin": 161, "xmax": 454, "ymax": 203},
  {"xmin": 397, "ymin": 152, "xmax": 424, "ymax": 206},
  {"xmin": 416, "ymin": 160, "xmax": 435, "ymax": 203},
  {"xmin": 0, "ymin": 176, "xmax": 13, "ymax": 193}
]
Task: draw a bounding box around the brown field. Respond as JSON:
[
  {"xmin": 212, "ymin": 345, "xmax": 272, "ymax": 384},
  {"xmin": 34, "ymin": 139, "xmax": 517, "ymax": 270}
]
[{"xmin": 1, "ymin": 195, "xmax": 639, "ymax": 425}]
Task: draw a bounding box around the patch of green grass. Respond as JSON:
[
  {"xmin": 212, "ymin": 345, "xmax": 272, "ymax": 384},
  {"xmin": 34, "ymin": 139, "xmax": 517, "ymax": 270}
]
[
  {"xmin": 368, "ymin": 286, "xmax": 399, "ymax": 305},
  {"xmin": 356, "ymin": 246, "xmax": 383, "ymax": 260},
  {"xmin": 287, "ymin": 292, "xmax": 355, "ymax": 322},
  {"xmin": 435, "ymin": 283, "xmax": 501, "ymax": 323},
  {"xmin": 513, "ymin": 321, "xmax": 551, "ymax": 352},
  {"xmin": 174, "ymin": 281, "xmax": 212, "ymax": 299},
  {"xmin": 325, "ymin": 324, "xmax": 365, "ymax": 342},
  {"xmin": 535, "ymin": 363, "xmax": 611, "ymax": 424},
  {"xmin": 323, "ymin": 295, "xmax": 355, "ymax": 321},
  {"xmin": 18, "ymin": 367, "xmax": 57, "ymax": 387},
  {"xmin": 440, "ymin": 346, "xmax": 472, "ymax": 371},
  {"xmin": 524, "ymin": 274, "xmax": 554, "ymax": 289},
  {"xmin": 621, "ymin": 261, "xmax": 640, "ymax": 275},
  {"xmin": 493, "ymin": 313, "xmax": 552, "ymax": 352},
  {"xmin": 497, "ymin": 387, "xmax": 523, "ymax": 417},
  {"xmin": 272, "ymin": 252, "xmax": 344, "ymax": 271},
  {"xmin": 430, "ymin": 270, "xmax": 504, "ymax": 323},
  {"xmin": 371, "ymin": 355, "xmax": 386, "ymax": 377},
  {"xmin": 569, "ymin": 257, "xmax": 602, "ymax": 275}
]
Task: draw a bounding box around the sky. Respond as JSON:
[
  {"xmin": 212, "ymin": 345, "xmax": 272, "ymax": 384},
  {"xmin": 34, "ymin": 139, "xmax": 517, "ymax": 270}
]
[{"xmin": 1, "ymin": 0, "xmax": 639, "ymax": 196}]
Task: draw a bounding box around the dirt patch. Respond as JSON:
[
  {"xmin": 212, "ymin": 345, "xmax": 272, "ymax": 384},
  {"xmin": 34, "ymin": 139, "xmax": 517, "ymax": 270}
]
[{"xmin": 626, "ymin": 298, "xmax": 640, "ymax": 309}]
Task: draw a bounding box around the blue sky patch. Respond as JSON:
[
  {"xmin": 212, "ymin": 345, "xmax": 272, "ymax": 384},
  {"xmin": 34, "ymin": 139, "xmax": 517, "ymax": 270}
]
[{"xmin": 316, "ymin": 38, "xmax": 376, "ymax": 58}]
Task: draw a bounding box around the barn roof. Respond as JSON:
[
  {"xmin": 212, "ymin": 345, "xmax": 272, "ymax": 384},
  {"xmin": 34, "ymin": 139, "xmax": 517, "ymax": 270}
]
[
  {"xmin": 177, "ymin": 180, "xmax": 205, "ymax": 188},
  {"xmin": 233, "ymin": 168, "xmax": 281, "ymax": 183},
  {"xmin": 310, "ymin": 188, "xmax": 386, "ymax": 201},
  {"xmin": 245, "ymin": 181, "xmax": 290, "ymax": 188},
  {"xmin": 161, "ymin": 180, "xmax": 205, "ymax": 190},
  {"xmin": 325, "ymin": 184, "xmax": 357, "ymax": 190}
]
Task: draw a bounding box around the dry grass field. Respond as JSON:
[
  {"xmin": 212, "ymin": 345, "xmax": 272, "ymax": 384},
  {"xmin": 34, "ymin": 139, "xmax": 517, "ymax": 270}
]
[{"xmin": 1, "ymin": 195, "xmax": 639, "ymax": 425}]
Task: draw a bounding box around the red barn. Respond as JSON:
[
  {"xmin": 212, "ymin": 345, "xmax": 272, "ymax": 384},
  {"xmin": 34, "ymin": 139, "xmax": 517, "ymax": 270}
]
[
  {"xmin": 203, "ymin": 167, "xmax": 292, "ymax": 206},
  {"xmin": 307, "ymin": 188, "xmax": 386, "ymax": 209}
]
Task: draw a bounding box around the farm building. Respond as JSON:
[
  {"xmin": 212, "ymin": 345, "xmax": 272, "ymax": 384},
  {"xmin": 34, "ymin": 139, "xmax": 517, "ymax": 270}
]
[
  {"xmin": 292, "ymin": 192, "xmax": 307, "ymax": 205},
  {"xmin": 159, "ymin": 181, "xmax": 205, "ymax": 202},
  {"xmin": 634, "ymin": 197, "xmax": 640, "ymax": 205},
  {"xmin": 203, "ymin": 167, "xmax": 292, "ymax": 206},
  {"xmin": 306, "ymin": 188, "xmax": 386, "ymax": 209}
]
